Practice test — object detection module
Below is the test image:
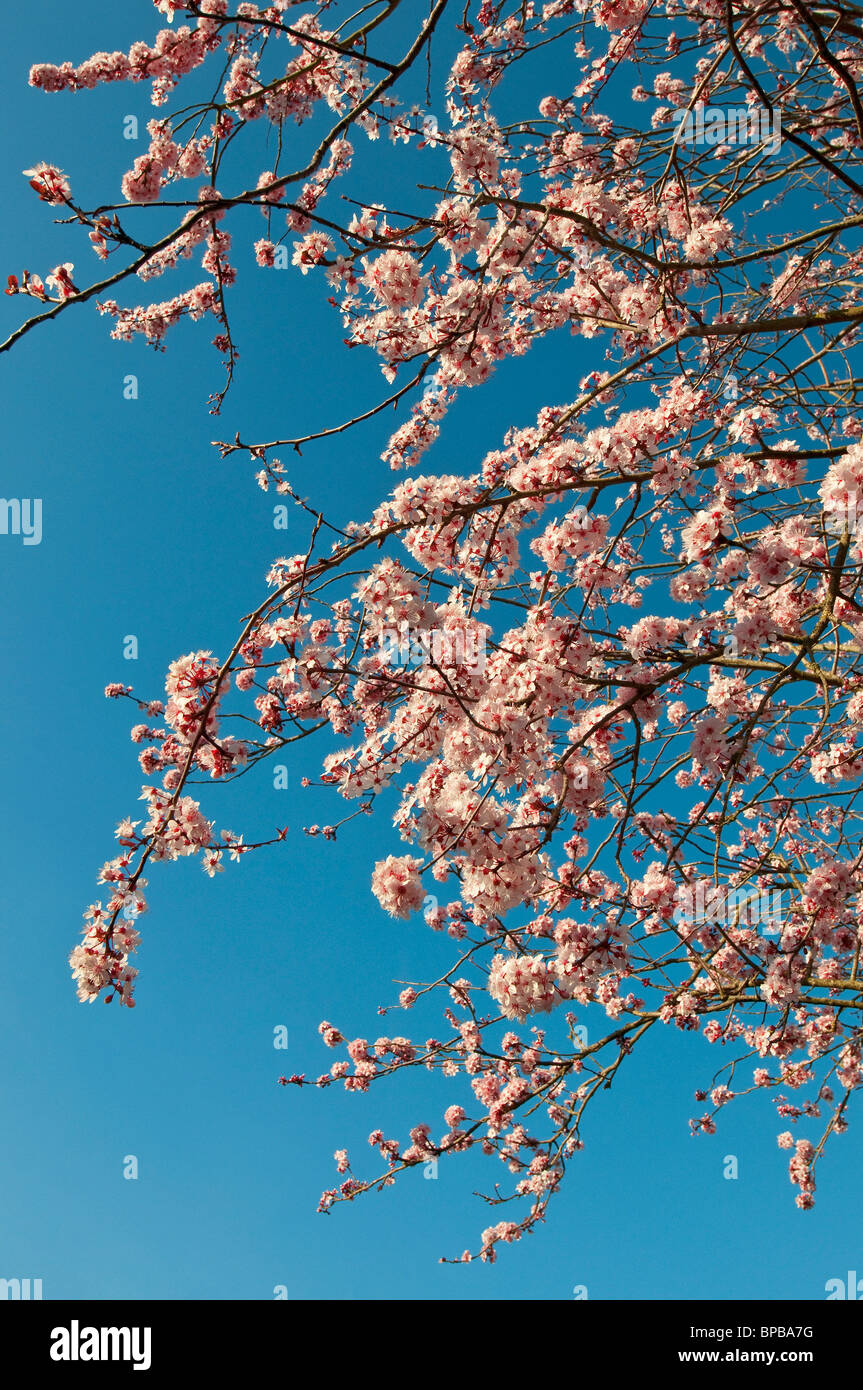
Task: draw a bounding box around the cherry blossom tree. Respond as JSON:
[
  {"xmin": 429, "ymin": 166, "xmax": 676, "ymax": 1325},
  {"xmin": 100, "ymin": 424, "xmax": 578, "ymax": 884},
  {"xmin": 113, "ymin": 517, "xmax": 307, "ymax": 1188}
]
[{"xmin": 8, "ymin": 0, "xmax": 863, "ymax": 1262}]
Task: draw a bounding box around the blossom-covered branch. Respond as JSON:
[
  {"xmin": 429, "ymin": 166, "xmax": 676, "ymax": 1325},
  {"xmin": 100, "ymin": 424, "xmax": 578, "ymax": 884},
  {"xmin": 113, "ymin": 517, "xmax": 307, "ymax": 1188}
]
[{"xmin": 9, "ymin": 0, "xmax": 863, "ymax": 1262}]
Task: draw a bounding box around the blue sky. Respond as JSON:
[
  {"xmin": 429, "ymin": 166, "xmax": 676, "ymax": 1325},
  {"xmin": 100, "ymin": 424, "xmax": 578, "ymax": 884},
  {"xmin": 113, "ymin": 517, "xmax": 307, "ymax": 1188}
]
[{"xmin": 0, "ymin": 1, "xmax": 860, "ymax": 1301}]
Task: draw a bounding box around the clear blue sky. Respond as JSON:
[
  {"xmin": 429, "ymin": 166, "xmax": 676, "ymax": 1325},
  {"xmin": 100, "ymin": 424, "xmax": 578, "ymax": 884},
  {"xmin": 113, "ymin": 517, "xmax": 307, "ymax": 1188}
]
[{"xmin": 0, "ymin": 1, "xmax": 859, "ymax": 1300}]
